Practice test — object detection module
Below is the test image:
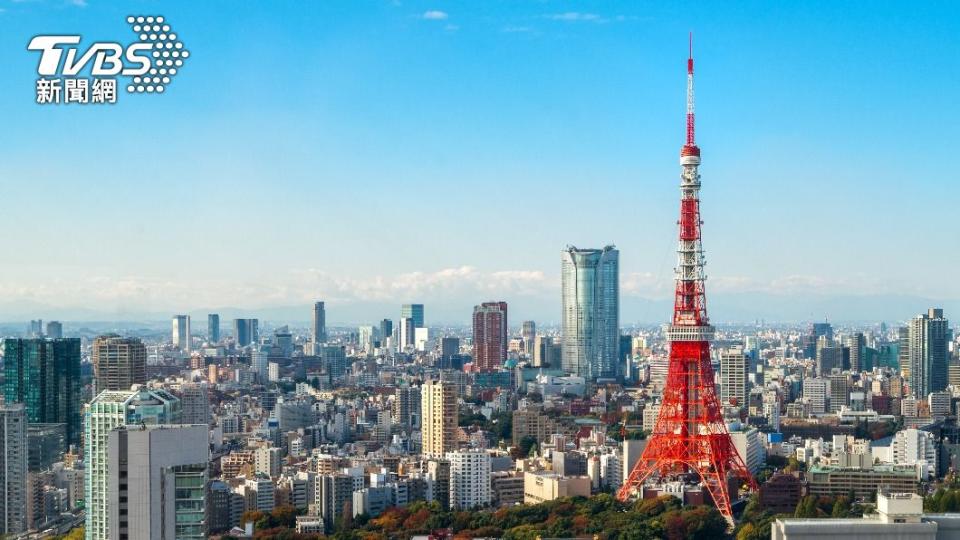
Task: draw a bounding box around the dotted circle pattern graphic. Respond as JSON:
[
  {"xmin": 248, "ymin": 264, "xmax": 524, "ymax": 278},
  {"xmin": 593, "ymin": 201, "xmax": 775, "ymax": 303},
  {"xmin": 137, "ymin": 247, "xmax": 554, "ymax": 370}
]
[{"xmin": 125, "ymin": 16, "xmax": 188, "ymax": 94}]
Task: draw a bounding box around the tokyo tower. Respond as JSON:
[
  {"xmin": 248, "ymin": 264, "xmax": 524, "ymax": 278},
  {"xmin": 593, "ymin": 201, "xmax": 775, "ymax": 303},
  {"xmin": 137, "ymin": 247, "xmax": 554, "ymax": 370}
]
[{"xmin": 617, "ymin": 35, "xmax": 758, "ymax": 524}]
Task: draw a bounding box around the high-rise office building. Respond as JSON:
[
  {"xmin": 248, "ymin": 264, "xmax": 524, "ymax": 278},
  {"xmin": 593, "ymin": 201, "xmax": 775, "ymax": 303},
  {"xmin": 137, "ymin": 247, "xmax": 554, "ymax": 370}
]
[
  {"xmin": 85, "ymin": 388, "xmax": 181, "ymax": 540},
  {"xmin": 802, "ymin": 322, "xmax": 834, "ymax": 359},
  {"xmin": 234, "ymin": 318, "xmax": 259, "ymax": 347},
  {"xmin": 421, "ymin": 380, "xmax": 457, "ymax": 458},
  {"xmin": 92, "ymin": 335, "xmax": 147, "ymax": 393},
  {"xmin": 45, "ymin": 321, "xmax": 63, "ymax": 339},
  {"xmin": 0, "ymin": 404, "xmax": 27, "ymax": 535},
  {"xmin": 380, "ymin": 319, "xmax": 393, "ymax": 347},
  {"xmin": 208, "ymin": 314, "xmax": 220, "ymax": 343},
  {"xmin": 401, "ymin": 304, "xmax": 424, "ymax": 330},
  {"xmin": 560, "ymin": 245, "xmax": 619, "ymax": 380},
  {"xmin": 28, "ymin": 319, "xmax": 43, "ymax": 337},
  {"xmin": 440, "ymin": 337, "xmax": 461, "ymax": 370},
  {"xmin": 907, "ymin": 308, "xmax": 951, "ymax": 397},
  {"xmin": 399, "ymin": 317, "xmax": 415, "ymax": 349},
  {"xmin": 472, "ymin": 301, "xmax": 508, "ymax": 372},
  {"xmin": 172, "ymin": 315, "xmax": 191, "ymax": 352},
  {"xmin": 3, "ymin": 338, "xmax": 81, "ymax": 447},
  {"xmin": 313, "ymin": 301, "xmax": 327, "ymax": 344},
  {"xmin": 720, "ymin": 348, "xmax": 748, "ymax": 407},
  {"xmin": 107, "ymin": 424, "xmax": 208, "ymax": 539},
  {"xmin": 521, "ymin": 321, "xmax": 536, "ymax": 354},
  {"xmin": 845, "ymin": 333, "xmax": 866, "ymax": 373}
]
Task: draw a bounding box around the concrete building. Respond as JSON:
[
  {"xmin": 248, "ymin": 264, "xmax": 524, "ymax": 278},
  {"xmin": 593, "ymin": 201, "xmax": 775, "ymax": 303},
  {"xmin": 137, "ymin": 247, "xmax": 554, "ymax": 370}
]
[
  {"xmin": 523, "ymin": 471, "xmax": 591, "ymax": 504},
  {"xmin": 720, "ymin": 348, "xmax": 748, "ymax": 407},
  {"xmin": 421, "ymin": 380, "xmax": 457, "ymax": 458},
  {"xmin": 92, "ymin": 335, "xmax": 147, "ymax": 393},
  {"xmin": 447, "ymin": 449, "xmax": 491, "ymax": 510},
  {"xmin": 107, "ymin": 424, "xmax": 208, "ymax": 539},
  {"xmin": 772, "ymin": 490, "xmax": 960, "ymax": 540},
  {"xmin": 806, "ymin": 465, "xmax": 919, "ymax": 499},
  {"xmin": 180, "ymin": 383, "xmax": 211, "ymax": 425},
  {"xmin": 0, "ymin": 404, "xmax": 27, "ymax": 535},
  {"xmin": 729, "ymin": 425, "xmax": 765, "ymax": 475},
  {"xmin": 803, "ymin": 377, "xmax": 830, "ymax": 415}
]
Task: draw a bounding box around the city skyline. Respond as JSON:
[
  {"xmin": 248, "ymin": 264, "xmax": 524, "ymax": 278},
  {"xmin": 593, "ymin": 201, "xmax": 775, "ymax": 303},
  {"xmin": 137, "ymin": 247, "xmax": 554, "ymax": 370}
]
[{"xmin": 0, "ymin": 1, "xmax": 958, "ymax": 323}]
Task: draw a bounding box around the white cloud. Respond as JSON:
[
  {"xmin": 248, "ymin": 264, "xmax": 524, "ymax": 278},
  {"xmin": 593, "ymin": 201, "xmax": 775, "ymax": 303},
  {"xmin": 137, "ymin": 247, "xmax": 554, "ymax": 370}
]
[
  {"xmin": 421, "ymin": 10, "xmax": 448, "ymax": 20},
  {"xmin": 67, "ymin": 0, "xmax": 88, "ymax": 7},
  {"xmin": 547, "ymin": 12, "xmax": 602, "ymax": 22}
]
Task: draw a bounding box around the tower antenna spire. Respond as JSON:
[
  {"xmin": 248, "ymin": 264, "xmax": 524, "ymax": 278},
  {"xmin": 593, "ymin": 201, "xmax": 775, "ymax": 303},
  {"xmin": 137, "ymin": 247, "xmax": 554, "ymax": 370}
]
[
  {"xmin": 618, "ymin": 35, "xmax": 757, "ymax": 528},
  {"xmin": 685, "ymin": 32, "xmax": 696, "ymax": 149}
]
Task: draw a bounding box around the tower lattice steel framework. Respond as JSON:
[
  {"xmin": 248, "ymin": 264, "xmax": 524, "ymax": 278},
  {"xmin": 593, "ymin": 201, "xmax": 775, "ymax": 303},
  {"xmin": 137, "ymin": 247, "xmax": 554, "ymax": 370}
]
[{"xmin": 617, "ymin": 35, "xmax": 758, "ymax": 525}]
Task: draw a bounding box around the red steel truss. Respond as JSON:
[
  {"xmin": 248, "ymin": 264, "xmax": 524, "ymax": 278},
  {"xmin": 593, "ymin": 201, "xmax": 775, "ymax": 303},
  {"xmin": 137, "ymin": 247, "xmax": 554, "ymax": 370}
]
[{"xmin": 617, "ymin": 35, "xmax": 758, "ymax": 525}]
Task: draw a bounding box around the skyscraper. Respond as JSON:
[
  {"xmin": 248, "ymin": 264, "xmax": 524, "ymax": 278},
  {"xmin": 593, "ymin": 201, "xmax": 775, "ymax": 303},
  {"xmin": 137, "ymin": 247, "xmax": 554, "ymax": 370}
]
[
  {"xmin": 421, "ymin": 380, "xmax": 457, "ymax": 458},
  {"xmin": 398, "ymin": 317, "xmax": 415, "ymax": 349},
  {"xmin": 208, "ymin": 313, "xmax": 220, "ymax": 343},
  {"xmin": 380, "ymin": 319, "xmax": 393, "ymax": 347},
  {"xmin": 92, "ymin": 335, "xmax": 147, "ymax": 393},
  {"xmin": 0, "ymin": 404, "xmax": 27, "ymax": 535},
  {"xmin": 560, "ymin": 245, "xmax": 619, "ymax": 380},
  {"xmin": 844, "ymin": 332, "xmax": 866, "ymax": 373},
  {"xmin": 3, "ymin": 338, "xmax": 82, "ymax": 447},
  {"xmin": 907, "ymin": 308, "xmax": 951, "ymax": 397},
  {"xmin": 85, "ymin": 388, "xmax": 181, "ymax": 540},
  {"xmin": 45, "ymin": 321, "xmax": 63, "ymax": 339},
  {"xmin": 472, "ymin": 301, "xmax": 508, "ymax": 372},
  {"xmin": 107, "ymin": 425, "xmax": 208, "ymax": 539},
  {"xmin": 313, "ymin": 301, "xmax": 327, "ymax": 344},
  {"xmin": 234, "ymin": 318, "xmax": 259, "ymax": 347},
  {"xmin": 172, "ymin": 315, "xmax": 191, "ymax": 352},
  {"xmin": 401, "ymin": 304, "xmax": 424, "ymax": 329},
  {"xmin": 521, "ymin": 320, "xmax": 536, "ymax": 355}
]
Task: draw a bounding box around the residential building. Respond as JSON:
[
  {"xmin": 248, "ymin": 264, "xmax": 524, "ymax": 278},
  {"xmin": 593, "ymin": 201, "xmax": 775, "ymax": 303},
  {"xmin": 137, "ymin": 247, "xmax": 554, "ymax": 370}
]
[
  {"xmin": 472, "ymin": 301, "xmax": 508, "ymax": 372},
  {"xmin": 422, "ymin": 381, "xmax": 457, "ymax": 458},
  {"xmin": 447, "ymin": 450, "xmax": 491, "ymax": 510},
  {"xmin": 313, "ymin": 301, "xmax": 327, "ymax": 344},
  {"xmin": 720, "ymin": 348, "xmax": 748, "ymax": 407},
  {"xmin": 0, "ymin": 404, "xmax": 27, "ymax": 535},
  {"xmin": 92, "ymin": 335, "xmax": 147, "ymax": 393}
]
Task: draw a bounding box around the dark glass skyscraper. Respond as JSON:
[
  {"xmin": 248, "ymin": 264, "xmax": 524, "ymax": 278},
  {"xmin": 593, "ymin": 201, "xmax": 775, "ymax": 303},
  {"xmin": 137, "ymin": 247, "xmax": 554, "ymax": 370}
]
[
  {"xmin": 2, "ymin": 338, "xmax": 81, "ymax": 447},
  {"xmin": 401, "ymin": 304, "xmax": 424, "ymax": 329},
  {"xmin": 208, "ymin": 313, "xmax": 220, "ymax": 343}
]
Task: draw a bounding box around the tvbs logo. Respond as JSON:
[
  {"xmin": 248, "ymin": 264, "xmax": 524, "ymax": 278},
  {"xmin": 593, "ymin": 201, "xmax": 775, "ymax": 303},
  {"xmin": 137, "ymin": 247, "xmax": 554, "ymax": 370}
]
[{"xmin": 28, "ymin": 16, "xmax": 189, "ymax": 105}]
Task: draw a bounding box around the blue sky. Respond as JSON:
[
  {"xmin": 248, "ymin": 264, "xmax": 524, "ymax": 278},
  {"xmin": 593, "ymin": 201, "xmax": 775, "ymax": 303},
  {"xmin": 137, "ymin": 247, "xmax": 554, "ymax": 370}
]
[{"xmin": 0, "ymin": 1, "xmax": 957, "ymax": 324}]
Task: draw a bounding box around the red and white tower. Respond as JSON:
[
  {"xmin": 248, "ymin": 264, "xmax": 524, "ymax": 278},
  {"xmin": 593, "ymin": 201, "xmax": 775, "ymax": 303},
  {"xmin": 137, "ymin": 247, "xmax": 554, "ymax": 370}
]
[{"xmin": 617, "ymin": 35, "xmax": 757, "ymax": 524}]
